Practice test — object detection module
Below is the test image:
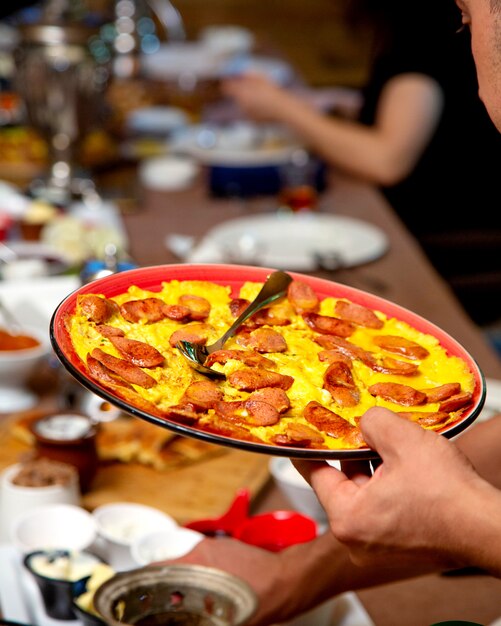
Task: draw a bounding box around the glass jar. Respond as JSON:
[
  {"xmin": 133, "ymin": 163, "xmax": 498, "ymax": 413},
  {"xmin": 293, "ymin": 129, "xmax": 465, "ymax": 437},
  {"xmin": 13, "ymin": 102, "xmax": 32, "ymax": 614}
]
[{"xmin": 30, "ymin": 412, "xmax": 99, "ymax": 493}]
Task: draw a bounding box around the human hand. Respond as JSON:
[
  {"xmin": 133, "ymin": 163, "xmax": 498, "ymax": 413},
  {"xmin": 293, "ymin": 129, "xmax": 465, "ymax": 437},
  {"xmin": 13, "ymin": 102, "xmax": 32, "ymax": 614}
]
[
  {"xmin": 294, "ymin": 407, "xmax": 487, "ymax": 571},
  {"xmin": 220, "ymin": 72, "xmax": 301, "ymax": 122}
]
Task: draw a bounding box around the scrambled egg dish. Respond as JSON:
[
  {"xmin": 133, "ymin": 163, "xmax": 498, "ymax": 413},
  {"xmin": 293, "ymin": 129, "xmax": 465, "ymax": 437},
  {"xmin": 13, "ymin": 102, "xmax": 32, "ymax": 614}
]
[{"xmin": 65, "ymin": 278, "xmax": 475, "ymax": 451}]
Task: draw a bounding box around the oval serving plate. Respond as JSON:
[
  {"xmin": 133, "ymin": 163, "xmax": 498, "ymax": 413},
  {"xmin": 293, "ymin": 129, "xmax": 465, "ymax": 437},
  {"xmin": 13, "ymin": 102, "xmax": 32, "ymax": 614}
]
[{"xmin": 50, "ymin": 264, "xmax": 486, "ymax": 460}]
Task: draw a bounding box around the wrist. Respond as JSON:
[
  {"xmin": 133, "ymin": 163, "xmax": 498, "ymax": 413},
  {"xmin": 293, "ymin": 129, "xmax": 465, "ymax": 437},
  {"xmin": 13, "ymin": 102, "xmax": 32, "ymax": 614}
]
[{"xmin": 448, "ymin": 477, "xmax": 501, "ymax": 576}]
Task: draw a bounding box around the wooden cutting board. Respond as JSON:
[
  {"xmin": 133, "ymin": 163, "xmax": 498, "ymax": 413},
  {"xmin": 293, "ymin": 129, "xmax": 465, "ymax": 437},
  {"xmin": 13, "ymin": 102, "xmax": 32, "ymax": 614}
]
[{"xmin": 0, "ymin": 411, "xmax": 271, "ymax": 525}]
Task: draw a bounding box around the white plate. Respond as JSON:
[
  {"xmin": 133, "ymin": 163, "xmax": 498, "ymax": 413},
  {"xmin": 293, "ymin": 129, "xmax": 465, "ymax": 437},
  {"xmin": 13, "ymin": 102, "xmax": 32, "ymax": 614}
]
[
  {"xmin": 141, "ymin": 42, "xmax": 224, "ymax": 80},
  {"xmin": 220, "ymin": 54, "xmax": 294, "ymax": 85},
  {"xmin": 187, "ymin": 213, "xmax": 389, "ymax": 271},
  {"xmin": 170, "ymin": 123, "xmax": 299, "ymax": 166},
  {"xmin": 126, "ymin": 106, "xmax": 189, "ymax": 135}
]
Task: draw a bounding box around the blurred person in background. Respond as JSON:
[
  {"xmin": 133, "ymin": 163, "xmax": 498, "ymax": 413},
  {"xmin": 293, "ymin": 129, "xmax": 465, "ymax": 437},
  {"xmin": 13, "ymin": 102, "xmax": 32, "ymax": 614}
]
[{"xmin": 221, "ymin": 0, "xmax": 501, "ymax": 332}]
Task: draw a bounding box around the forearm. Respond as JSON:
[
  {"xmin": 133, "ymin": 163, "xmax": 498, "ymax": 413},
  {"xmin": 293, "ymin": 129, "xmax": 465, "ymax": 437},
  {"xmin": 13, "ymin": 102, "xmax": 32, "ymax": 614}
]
[
  {"xmin": 455, "ymin": 414, "xmax": 501, "ymax": 489},
  {"xmin": 276, "ymin": 531, "xmax": 437, "ymax": 621},
  {"xmin": 274, "ymin": 97, "xmax": 402, "ymax": 184}
]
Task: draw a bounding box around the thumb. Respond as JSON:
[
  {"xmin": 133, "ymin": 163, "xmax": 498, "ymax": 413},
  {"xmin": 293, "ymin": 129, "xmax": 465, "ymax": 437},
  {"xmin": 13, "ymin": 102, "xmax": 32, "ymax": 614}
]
[{"xmin": 360, "ymin": 406, "xmax": 426, "ymax": 463}]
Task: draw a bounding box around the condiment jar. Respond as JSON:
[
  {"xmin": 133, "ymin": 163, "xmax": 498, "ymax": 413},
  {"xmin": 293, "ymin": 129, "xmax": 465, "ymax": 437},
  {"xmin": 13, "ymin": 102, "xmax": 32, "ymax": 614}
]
[{"xmin": 30, "ymin": 412, "xmax": 99, "ymax": 493}]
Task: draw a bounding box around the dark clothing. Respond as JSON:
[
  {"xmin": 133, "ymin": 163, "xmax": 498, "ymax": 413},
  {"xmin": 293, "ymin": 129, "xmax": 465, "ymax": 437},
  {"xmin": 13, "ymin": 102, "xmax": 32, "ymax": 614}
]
[{"xmin": 357, "ymin": 1, "xmax": 501, "ymax": 326}]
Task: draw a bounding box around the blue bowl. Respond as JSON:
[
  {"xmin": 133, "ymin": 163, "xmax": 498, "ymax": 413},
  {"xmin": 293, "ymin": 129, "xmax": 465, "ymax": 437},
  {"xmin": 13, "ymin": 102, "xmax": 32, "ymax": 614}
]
[{"xmin": 208, "ymin": 159, "xmax": 326, "ymax": 198}]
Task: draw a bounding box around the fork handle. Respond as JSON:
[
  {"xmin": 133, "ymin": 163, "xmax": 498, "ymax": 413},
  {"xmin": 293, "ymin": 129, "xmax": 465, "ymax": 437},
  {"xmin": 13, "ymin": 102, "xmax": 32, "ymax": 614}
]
[{"xmin": 210, "ymin": 270, "xmax": 293, "ymax": 352}]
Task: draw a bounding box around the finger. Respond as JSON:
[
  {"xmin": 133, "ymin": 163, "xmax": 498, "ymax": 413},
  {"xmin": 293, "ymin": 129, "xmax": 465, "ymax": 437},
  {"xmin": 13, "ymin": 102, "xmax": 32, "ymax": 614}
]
[
  {"xmin": 292, "ymin": 459, "xmax": 336, "ymax": 485},
  {"xmin": 292, "ymin": 459, "xmax": 361, "ymax": 505},
  {"xmin": 340, "ymin": 459, "xmax": 372, "ymax": 479},
  {"xmin": 360, "ymin": 406, "xmax": 427, "ymax": 463},
  {"xmin": 340, "ymin": 459, "xmax": 373, "ymax": 486}
]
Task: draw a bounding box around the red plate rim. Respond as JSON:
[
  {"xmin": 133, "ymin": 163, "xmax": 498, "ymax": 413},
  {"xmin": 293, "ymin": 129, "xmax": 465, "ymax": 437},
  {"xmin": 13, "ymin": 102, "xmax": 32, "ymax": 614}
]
[{"xmin": 50, "ymin": 263, "xmax": 486, "ymax": 460}]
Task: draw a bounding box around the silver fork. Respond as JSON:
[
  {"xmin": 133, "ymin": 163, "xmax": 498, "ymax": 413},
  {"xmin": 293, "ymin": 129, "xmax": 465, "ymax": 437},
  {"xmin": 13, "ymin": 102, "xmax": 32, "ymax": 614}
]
[{"xmin": 176, "ymin": 270, "xmax": 293, "ymax": 379}]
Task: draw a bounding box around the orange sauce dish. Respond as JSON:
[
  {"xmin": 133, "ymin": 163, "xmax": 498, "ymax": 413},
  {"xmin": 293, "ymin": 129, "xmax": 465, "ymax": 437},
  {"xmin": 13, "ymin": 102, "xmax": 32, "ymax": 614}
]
[{"xmin": 0, "ymin": 327, "xmax": 41, "ymax": 351}]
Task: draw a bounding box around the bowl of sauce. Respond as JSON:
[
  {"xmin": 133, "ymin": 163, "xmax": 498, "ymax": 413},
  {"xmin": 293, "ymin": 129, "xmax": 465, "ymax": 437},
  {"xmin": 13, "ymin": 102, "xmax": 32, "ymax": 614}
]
[{"xmin": 0, "ymin": 324, "xmax": 50, "ymax": 412}]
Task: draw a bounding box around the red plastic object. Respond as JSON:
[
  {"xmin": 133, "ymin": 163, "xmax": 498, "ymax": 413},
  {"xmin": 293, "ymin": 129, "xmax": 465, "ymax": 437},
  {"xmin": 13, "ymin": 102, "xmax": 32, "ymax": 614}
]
[
  {"xmin": 0, "ymin": 213, "xmax": 13, "ymax": 241},
  {"xmin": 233, "ymin": 510, "xmax": 318, "ymax": 552},
  {"xmin": 184, "ymin": 487, "xmax": 251, "ymax": 537}
]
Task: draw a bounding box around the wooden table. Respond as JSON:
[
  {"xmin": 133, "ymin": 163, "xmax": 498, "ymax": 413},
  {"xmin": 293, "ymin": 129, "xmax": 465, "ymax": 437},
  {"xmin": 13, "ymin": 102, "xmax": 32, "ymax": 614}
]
[{"xmin": 120, "ymin": 167, "xmax": 501, "ymax": 626}]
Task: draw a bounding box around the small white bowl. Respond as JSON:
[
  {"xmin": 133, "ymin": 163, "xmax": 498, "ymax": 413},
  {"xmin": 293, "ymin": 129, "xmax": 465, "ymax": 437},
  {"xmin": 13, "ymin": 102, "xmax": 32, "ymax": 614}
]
[
  {"xmin": 139, "ymin": 155, "xmax": 199, "ymax": 191},
  {"xmin": 269, "ymin": 457, "xmax": 327, "ymax": 524},
  {"xmin": 10, "ymin": 503, "xmax": 97, "ymax": 554},
  {"xmin": 131, "ymin": 527, "xmax": 204, "ymax": 566},
  {"xmin": 0, "ymin": 324, "xmax": 51, "ymax": 412},
  {"xmin": 92, "ymin": 502, "xmax": 178, "ymax": 571}
]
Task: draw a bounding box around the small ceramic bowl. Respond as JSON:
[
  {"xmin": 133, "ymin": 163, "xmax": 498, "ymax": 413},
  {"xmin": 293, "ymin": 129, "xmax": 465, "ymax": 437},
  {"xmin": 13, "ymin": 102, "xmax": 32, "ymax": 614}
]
[
  {"xmin": 139, "ymin": 155, "xmax": 199, "ymax": 191},
  {"xmin": 23, "ymin": 549, "xmax": 103, "ymax": 620},
  {"xmin": 233, "ymin": 510, "xmax": 318, "ymax": 552},
  {"xmin": 131, "ymin": 527, "xmax": 204, "ymax": 566},
  {"xmin": 94, "ymin": 564, "xmax": 258, "ymax": 626},
  {"xmin": 269, "ymin": 457, "xmax": 328, "ymax": 524},
  {"xmin": 0, "ymin": 324, "xmax": 50, "ymax": 413},
  {"xmin": 92, "ymin": 502, "xmax": 178, "ymax": 571},
  {"xmin": 10, "ymin": 502, "xmax": 97, "ymax": 554}
]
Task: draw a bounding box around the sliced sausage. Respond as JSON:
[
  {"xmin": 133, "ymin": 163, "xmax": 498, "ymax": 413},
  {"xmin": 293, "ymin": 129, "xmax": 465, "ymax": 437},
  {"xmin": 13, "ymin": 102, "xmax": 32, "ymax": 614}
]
[
  {"xmin": 205, "ymin": 349, "xmax": 274, "ymax": 368},
  {"xmin": 229, "ymin": 298, "xmax": 250, "ymax": 318},
  {"xmin": 228, "ymin": 368, "xmax": 294, "ymax": 391},
  {"xmin": 314, "ymin": 335, "xmax": 376, "ymax": 367},
  {"xmin": 214, "ymin": 400, "xmax": 279, "ymax": 426},
  {"xmin": 271, "ymin": 423, "xmax": 325, "ymax": 447},
  {"xmin": 439, "ymin": 391, "xmax": 472, "ymax": 412},
  {"xmin": 86, "ymin": 353, "xmax": 133, "ymax": 389},
  {"xmin": 181, "ymin": 380, "xmax": 223, "ymax": 411},
  {"xmin": 248, "ymin": 328, "xmax": 287, "ymax": 353},
  {"xmin": 372, "ymin": 335, "xmax": 430, "ymax": 360},
  {"xmin": 120, "ymin": 297, "xmax": 167, "ymax": 323},
  {"xmin": 323, "ymin": 361, "xmax": 360, "ymax": 407},
  {"xmin": 91, "ymin": 348, "xmax": 157, "ymax": 388},
  {"xmin": 397, "ymin": 411, "xmax": 450, "ymax": 427},
  {"xmin": 169, "ymin": 323, "xmax": 212, "ymax": 348},
  {"xmin": 107, "ymin": 335, "xmax": 164, "ymax": 368},
  {"xmin": 248, "ymin": 388, "xmax": 290, "ymax": 413},
  {"xmin": 178, "ymin": 294, "xmax": 211, "ymax": 321},
  {"xmin": 424, "ymin": 382, "xmax": 462, "ymax": 404},
  {"xmin": 372, "ymin": 357, "xmax": 419, "ymax": 376},
  {"xmin": 368, "ymin": 382, "xmax": 427, "ymax": 406},
  {"xmin": 162, "ymin": 304, "xmax": 193, "ymax": 322},
  {"xmin": 79, "ymin": 295, "xmax": 119, "ymax": 324},
  {"xmin": 303, "ymin": 312, "xmax": 354, "ymax": 338},
  {"xmin": 164, "ymin": 404, "xmax": 202, "ymax": 425},
  {"xmin": 97, "ymin": 324, "xmax": 124, "ymax": 339},
  {"xmin": 304, "ymin": 401, "xmax": 365, "ymax": 447},
  {"xmin": 287, "ymin": 280, "xmax": 319, "ymax": 314},
  {"xmin": 334, "ymin": 300, "xmax": 384, "ymax": 329},
  {"xmin": 317, "ymin": 350, "xmax": 352, "ymax": 366}
]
